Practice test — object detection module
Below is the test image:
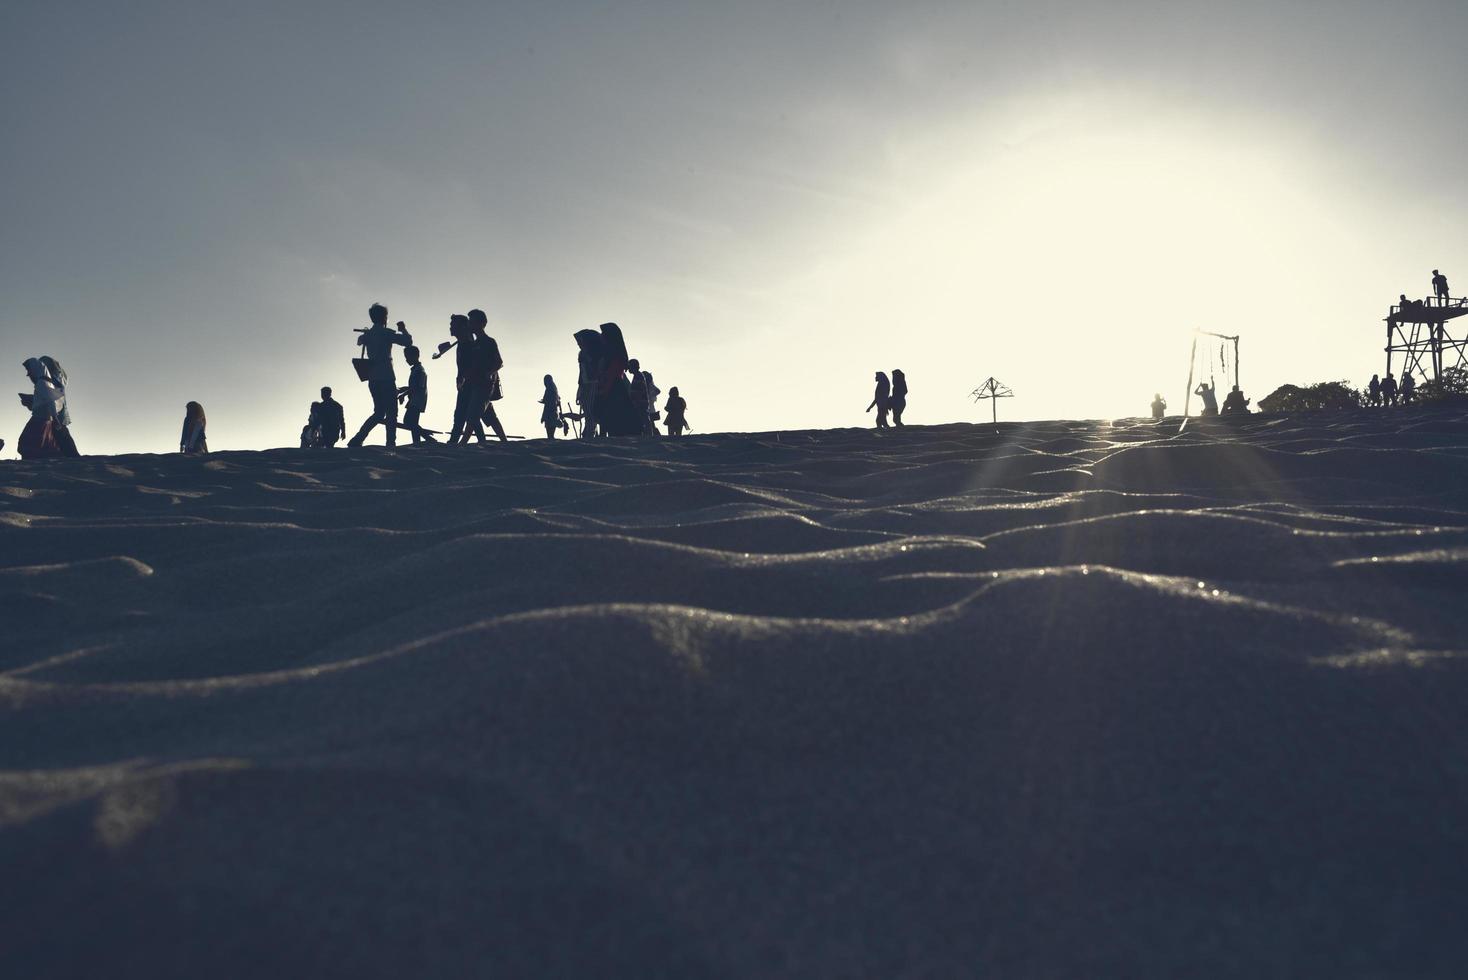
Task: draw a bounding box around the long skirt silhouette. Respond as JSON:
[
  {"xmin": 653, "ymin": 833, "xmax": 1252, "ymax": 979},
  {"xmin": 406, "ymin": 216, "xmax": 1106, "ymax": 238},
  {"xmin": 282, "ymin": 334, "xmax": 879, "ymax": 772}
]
[{"xmin": 18, "ymin": 417, "xmax": 79, "ymax": 460}]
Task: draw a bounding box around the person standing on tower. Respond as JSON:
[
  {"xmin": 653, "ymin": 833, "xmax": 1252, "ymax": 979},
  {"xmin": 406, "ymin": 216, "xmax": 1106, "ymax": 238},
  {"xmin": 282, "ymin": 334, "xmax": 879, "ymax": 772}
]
[{"xmin": 1432, "ymin": 269, "xmax": 1450, "ymax": 305}]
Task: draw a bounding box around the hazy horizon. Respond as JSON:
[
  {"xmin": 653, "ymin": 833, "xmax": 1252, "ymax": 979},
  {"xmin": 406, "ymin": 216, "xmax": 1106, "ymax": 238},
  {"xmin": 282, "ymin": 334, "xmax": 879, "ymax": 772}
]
[{"xmin": 4, "ymin": 1, "xmax": 1466, "ymax": 455}]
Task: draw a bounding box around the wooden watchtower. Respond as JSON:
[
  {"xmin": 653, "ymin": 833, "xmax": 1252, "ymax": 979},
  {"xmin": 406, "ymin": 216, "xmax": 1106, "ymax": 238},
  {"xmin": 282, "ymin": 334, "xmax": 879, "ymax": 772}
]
[{"xmin": 1386, "ymin": 295, "xmax": 1468, "ymax": 381}]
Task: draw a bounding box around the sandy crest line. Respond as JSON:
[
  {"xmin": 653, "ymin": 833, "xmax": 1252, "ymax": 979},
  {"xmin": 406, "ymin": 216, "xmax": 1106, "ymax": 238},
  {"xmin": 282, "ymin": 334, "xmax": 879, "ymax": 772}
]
[
  {"xmin": 0, "ymin": 582, "xmax": 1016, "ymax": 705},
  {"xmin": 0, "ymin": 565, "xmax": 1419, "ymax": 708}
]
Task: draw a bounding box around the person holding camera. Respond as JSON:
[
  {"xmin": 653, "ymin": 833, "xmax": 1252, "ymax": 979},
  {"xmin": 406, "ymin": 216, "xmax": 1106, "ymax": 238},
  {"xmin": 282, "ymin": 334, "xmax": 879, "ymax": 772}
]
[{"xmin": 348, "ymin": 303, "xmax": 412, "ymax": 448}]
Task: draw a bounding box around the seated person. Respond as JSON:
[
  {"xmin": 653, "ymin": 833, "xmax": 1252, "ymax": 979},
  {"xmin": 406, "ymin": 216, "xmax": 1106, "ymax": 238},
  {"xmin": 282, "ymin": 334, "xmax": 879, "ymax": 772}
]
[{"xmin": 1221, "ymin": 385, "xmax": 1251, "ymax": 415}]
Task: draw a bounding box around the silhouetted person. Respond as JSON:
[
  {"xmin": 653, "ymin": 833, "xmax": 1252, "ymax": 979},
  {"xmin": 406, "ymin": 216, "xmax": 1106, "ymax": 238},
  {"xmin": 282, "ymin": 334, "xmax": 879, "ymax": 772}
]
[
  {"xmin": 302, "ymin": 403, "xmax": 321, "ymax": 448},
  {"xmin": 447, "ymin": 315, "xmax": 481, "ymax": 444},
  {"xmin": 1194, "ymin": 381, "xmax": 1219, "ymax": 417},
  {"xmin": 466, "ymin": 310, "xmax": 509, "ymax": 443},
  {"xmin": 540, "ymin": 374, "xmax": 563, "ymax": 439},
  {"xmin": 591, "ymin": 322, "xmax": 640, "ymax": 436},
  {"xmin": 17, "ymin": 357, "xmax": 79, "ymax": 459},
  {"xmin": 1221, "ymin": 385, "xmax": 1250, "ymax": 415},
  {"xmin": 664, "ymin": 386, "xmax": 688, "ymax": 437},
  {"xmin": 348, "ymin": 304, "xmax": 412, "ymax": 447},
  {"xmin": 314, "ymin": 387, "xmax": 346, "ymax": 448},
  {"xmin": 1433, "ymin": 269, "xmax": 1450, "ymax": 304},
  {"xmin": 397, "ymin": 345, "xmax": 436, "ymax": 444},
  {"xmin": 1151, "ymin": 393, "xmax": 1167, "ymax": 420},
  {"xmin": 627, "ymin": 358, "xmax": 652, "ymax": 434},
  {"xmin": 1397, "ymin": 293, "xmax": 1425, "ymax": 321},
  {"xmin": 450, "ymin": 309, "xmax": 508, "ymax": 445},
  {"xmin": 867, "ymin": 371, "xmax": 892, "ymax": 428},
  {"xmin": 180, "ymin": 401, "xmax": 208, "ymax": 454},
  {"xmin": 1382, "ymin": 372, "xmax": 1399, "ymax": 406},
  {"xmin": 1400, "ymin": 370, "xmax": 1416, "ymax": 405},
  {"xmin": 573, "ymin": 329, "xmax": 603, "ymax": 439},
  {"xmin": 642, "ymin": 369, "xmax": 661, "ymax": 435},
  {"xmin": 1368, "ymin": 374, "xmax": 1382, "ymax": 407},
  {"xmin": 891, "ymin": 369, "xmax": 908, "ymax": 426}
]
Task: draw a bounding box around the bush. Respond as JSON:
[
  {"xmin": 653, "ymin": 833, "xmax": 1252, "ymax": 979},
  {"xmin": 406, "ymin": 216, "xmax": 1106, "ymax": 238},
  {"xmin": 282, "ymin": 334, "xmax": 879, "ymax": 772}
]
[
  {"xmin": 1257, "ymin": 381, "xmax": 1364, "ymax": 412},
  {"xmin": 1417, "ymin": 366, "xmax": 1468, "ymax": 404}
]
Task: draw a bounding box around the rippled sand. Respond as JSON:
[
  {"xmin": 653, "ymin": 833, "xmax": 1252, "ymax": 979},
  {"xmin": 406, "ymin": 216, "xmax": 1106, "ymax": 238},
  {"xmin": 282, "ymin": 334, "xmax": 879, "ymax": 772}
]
[{"xmin": 3, "ymin": 412, "xmax": 1467, "ymax": 977}]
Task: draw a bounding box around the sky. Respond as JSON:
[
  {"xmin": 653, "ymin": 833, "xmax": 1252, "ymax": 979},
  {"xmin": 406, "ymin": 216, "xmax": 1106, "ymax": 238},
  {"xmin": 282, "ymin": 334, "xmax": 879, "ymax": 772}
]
[{"xmin": 3, "ymin": 0, "xmax": 1466, "ymax": 455}]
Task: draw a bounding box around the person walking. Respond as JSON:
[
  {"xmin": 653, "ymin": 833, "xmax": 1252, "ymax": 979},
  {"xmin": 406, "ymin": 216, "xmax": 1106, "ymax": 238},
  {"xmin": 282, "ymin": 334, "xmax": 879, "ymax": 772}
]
[
  {"xmin": 1368, "ymin": 374, "xmax": 1381, "ymax": 407},
  {"xmin": 890, "ymin": 369, "xmax": 908, "ymax": 427},
  {"xmin": 664, "ymin": 386, "xmax": 689, "ymax": 437},
  {"xmin": 1401, "ymin": 370, "xmax": 1417, "ymax": 405},
  {"xmin": 642, "ymin": 369, "xmax": 661, "ymax": 435},
  {"xmin": 397, "ymin": 345, "xmax": 436, "ymax": 444},
  {"xmin": 627, "ymin": 358, "xmax": 652, "ymax": 434},
  {"xmin": 468, "ymin": 309, "xmax": 509, "ymax": 444},
  {"xmin": 866, "ymin": 371, "xmax": 892, "ymax": 428},
  {"xmin": 17, "ymin": 357, "xmax": 80, "ymax": 459},
  {"xmin": 539, "ymin": 375, "xmax": 564, "ymax": 439},
  {"xmin": 348, "ymin": 304, "xmax": 412, "ymax": 447},
  {"xmin": 447, "ymin": 315, "xmax": 482, "ymax": 444},
  {"xmin": 180, "ymin": 401, "xmax": 208, "ymax": 454},
  {"xmin": 1381, "ymin": 372, "xmax": 1399, "ymax": 406},
  {"xmin": 572, "ymin": 329, "xmax": 603, "ymax": 439},
  {"xmin": 1151, "ymin": 392, "xmax": 1167, "ymax": 420}
]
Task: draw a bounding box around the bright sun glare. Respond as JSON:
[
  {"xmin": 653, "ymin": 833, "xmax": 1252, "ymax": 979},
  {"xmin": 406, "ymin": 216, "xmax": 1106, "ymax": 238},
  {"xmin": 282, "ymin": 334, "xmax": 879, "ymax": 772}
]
[{"xmin": 770, "ymin": 95, "xmax": 1361, "ymax": 427}]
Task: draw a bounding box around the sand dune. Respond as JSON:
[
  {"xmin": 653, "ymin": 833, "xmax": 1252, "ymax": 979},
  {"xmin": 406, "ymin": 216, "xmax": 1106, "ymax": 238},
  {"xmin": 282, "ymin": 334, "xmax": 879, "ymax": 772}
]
[{"xmin": 4, "ymin": 411, "xmax": 1468, "ymax": 977}]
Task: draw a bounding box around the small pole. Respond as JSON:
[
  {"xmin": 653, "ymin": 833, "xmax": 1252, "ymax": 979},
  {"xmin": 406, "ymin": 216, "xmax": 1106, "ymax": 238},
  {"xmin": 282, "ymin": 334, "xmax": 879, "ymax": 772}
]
[{"xmin": 1183, "ymin": 334, "xmax": 1198, "ymax": 418}]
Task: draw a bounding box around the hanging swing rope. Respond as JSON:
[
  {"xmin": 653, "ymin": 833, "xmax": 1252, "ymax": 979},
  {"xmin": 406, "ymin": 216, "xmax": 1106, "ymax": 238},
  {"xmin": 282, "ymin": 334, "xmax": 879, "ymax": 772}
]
[{"xmin": 1182, "ymin": 329, "xmax": 1240, "ymax": 419}]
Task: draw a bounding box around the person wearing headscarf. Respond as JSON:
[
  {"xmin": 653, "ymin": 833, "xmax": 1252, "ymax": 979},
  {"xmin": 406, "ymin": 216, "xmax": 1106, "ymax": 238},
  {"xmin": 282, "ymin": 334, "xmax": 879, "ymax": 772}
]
[
  {"xmin": 663, "ymin": 386, "xmax": 688, "ymax": 437},
  {"xmin": 180, "ymin": 401, "xmax": 208, "ymax": 454},
  {"xmin": 866, "ymin": 371, "xmax": 891, "ymax": 429},
  {"xmin": 642, "ymin": 368, "xmax": 661, "ymax": 435},
  {"xmin": 17, "ymin": 357, "xmax": 79, "ymax": 459},
  {"xmin": 540, "ymin": 374, "xmax": 564, "ymax": 439},
  {"xmin": 890, "ymin": 369, "xmax": 908, "ymax": 427}
]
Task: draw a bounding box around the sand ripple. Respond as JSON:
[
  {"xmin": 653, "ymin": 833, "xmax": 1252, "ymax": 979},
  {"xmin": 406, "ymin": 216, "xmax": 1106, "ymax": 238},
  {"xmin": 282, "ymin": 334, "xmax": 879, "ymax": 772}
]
[{"xmin": 3, "ymin": 413, "xmax": 1468, "ymax": 977}]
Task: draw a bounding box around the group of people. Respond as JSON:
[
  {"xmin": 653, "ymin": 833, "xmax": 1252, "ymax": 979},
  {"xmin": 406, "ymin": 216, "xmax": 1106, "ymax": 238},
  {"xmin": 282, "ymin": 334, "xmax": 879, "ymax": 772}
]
[
  {"xmin": 1366, "ymin": 371, "xmax": 1417, "ymax": 406},
  {"xmin": 293, "ymin": 306, "xmax": 690, "ymax": 449},
  {"xmin": 866, "ymin": 370, "xmax": 908, "ymax": 428},
  {"xmin": 1190, "ymin": 381, "xmax": 1250, "ymax": 418},
  {"xmin": 16, "ymin": 271, "xmax": 1461, "ymax": 459},
  {"xmin": 571, "ymin": 322, "xmax": 688, "ymax": 438}
]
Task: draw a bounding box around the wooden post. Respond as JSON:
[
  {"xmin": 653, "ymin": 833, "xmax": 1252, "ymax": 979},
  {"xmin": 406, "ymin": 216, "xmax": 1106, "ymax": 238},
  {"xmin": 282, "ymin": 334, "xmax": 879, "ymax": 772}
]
[{"xmin": 1183, "ymin": 334, "xmax": 1198, "ymax": 418}]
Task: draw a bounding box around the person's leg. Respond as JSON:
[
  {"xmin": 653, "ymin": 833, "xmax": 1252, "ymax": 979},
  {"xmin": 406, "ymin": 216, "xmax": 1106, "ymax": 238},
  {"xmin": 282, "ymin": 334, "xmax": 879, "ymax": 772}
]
[
  {"xmin": 348, "ymin": 413, "xmax": 378, "ymax": 446},
  {"xmin": 403, "ymin": 405, "xmax": 421, "ymax": 444},
  {"xmin": 545, "ymin": 421, "xmax": 556, "ymax": 439},
  {"xmin": 374, "ymin": 381, "xmax": 398, "ymax": 447},
  {"xmin": 482, "ymin": 402, "xmax": 508, "ymax": 442},
  {"xmin": 450, "ymin": 385, "xmax": 473, "ymax": 444}
]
